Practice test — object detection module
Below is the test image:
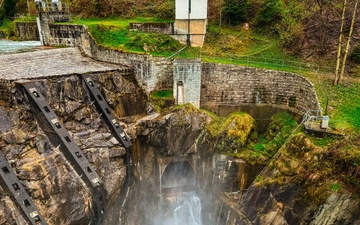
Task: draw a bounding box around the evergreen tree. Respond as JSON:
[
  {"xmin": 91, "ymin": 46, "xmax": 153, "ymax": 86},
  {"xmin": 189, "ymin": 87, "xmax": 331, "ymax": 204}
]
[
  {"xmin": 0, "ymin": 0, "xmax": 18, "ymax": 25},
  {"xmin": 255, "ymin": 0, "xmax": 282, "ymax": 27},
  {"xmin": 222, "ymin": 0, "xmax": 249, "ymax": 25}
]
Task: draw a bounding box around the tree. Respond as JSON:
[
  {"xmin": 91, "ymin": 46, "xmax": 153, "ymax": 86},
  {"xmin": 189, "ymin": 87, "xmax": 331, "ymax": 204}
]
[
  {"xmin": 0, "ymin": 0, "xmax": 18, "ymax": 25},
  {"xmin": 338, "ymin": 0, "xmax": 358, "ymax": 85},
  {"xmin": 333, "ymin": 0, "xmax": 358, "ymax": 85},
  {"xmin": 255, "ymin": 0, "xmax": 282, "ymax": 28},
  {"xmin": 223, "ymin": 0, "xmax": 249, "ymax": 25},
  {"xmin": 334, "ymin": 0, "xmax": 347, "ymax": 85}
]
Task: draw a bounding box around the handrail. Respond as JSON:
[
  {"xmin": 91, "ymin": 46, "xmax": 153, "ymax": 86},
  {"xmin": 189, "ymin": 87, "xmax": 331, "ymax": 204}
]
[{"xmin": 168, "ymin": 46, "xmax": 187, "ymax": 59}]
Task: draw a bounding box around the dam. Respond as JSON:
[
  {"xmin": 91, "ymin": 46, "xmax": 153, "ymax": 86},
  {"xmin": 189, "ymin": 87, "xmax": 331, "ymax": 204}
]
[
  {"xmin": 0, "ymin": 9, "xmax": 336, "ymax": 223},
  {"xmin": 0, "ymin": 41, "xmax": 321, "ymax": 224}
]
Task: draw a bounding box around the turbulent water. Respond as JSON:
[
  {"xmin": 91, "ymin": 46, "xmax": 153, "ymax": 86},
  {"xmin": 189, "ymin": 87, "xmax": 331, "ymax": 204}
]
[
  {"xmin": 0, "ymin": 39, "xmax": 42, "ymax": 53},
  {"xmin": 152, "ymin": 191, "xmax": 202, "ymax": 225}
]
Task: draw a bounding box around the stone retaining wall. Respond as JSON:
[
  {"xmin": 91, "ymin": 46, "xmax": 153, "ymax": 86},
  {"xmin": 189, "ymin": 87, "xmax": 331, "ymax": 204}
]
[
  {"xmin": 200, "ymin": 63, "xmax": 321, "ymax": 114},
  {"xmin": 16, "ymin": 22, "xmax": 40, "ymax": 41},
  {"xmin": 0, "ymin": 80, "xmax": 13, "ymax": 103},
  {"xmin": 129, "ymin": 23, "xmax": 174, "ymax": 34},
  {"xmin": 14, "ymin": 18, "xmax": 321, "ymax": 114},
  {"xmin": 44, "ymin": 24, "xmax": 92, "ymax": 56},
  {"xmin": 37, "ymin": 17, "xmax": 173, "ymax": 93},
  {"xmin": 90, "ymin": 43, "xmax": 173, "ymax": 93}
]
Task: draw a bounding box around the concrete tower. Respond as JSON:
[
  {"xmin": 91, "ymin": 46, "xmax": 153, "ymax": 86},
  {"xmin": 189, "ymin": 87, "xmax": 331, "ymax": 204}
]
[{"xmin": 174, "ymin": 0, "xmax": 208, "ymax": 47}]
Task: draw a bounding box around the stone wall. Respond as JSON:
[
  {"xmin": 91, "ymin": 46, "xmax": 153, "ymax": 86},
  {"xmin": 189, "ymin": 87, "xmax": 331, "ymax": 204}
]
[
  {"xmin": 43, "ymin": 24, "xmax": 92, "ymax": 56},
  {"xmin": 16, "ymin": 22, "xmax": 40, "ymax": 41},
  {"xmin": 32, "ymin": 14, "xmax": 320, "ymax": 113},
  {"xmin": 90, "ymin": 43, "xmax": 173, "ymax": 93},
  {"xmin": 201, "ymin": 64, "xmax": 320, "ymax": 114},
  {"xmin": 129, "ymin": 23, "xmax": 174, "ymax": 34},
  {"xmin": 173, "ymin": 59, "xmax": 201, "ymax": 108},
  {"xmin": 36, "ymin": 14, "xmax": 173, "ymax": 93},
  {"xmin": 0, "ymin": 80, "xmax": 13, "ymax": 103}
]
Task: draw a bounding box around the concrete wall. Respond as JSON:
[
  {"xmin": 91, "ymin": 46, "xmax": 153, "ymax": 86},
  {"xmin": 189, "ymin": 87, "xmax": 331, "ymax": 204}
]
[
  {"xmin": 176, "ymin": 0, "xmax": 207, "ymax": 19},
  {"xmin": 173, "ymin": 19, "xmax": 206, "ymax": 47},
  {"xmin": 16, "ymin": 22, "xmax": 40, "ymax": 41},
  {"xmin": 200, "ymin": 63, "xmax": 321, "ymax": 115}
]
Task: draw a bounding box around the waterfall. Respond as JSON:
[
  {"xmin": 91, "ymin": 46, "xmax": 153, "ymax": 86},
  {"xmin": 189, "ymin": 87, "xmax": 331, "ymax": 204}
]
[{"xmin": 152, "ymin": 191, "xmax": 202, "ymax": 225}]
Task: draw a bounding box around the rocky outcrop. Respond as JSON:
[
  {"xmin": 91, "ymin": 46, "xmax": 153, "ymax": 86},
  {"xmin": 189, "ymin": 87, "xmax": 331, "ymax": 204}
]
[
  {"xmin": 136, "ymin": 106, "xmax": 212, "ymax": 155},
  {"xmin": 0, "ymin": 69, "xmax": 359, "ymax": 225},
  {"xmin": 310, "ymin": 193, "xmax": 360, "ymax": 225},
  {"xmin": 235, "ymin": 183, "xmax": 360, "ymax": 225},
  {"xmin": 0, "ymin": 71, "xmax": 147, "ymax": 224}
]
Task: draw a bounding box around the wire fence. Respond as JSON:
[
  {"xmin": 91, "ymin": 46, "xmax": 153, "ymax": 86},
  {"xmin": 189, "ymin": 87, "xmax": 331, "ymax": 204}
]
[{"xmin": 176, "ymin": 50, "xmax": 335, "ymax": 74}]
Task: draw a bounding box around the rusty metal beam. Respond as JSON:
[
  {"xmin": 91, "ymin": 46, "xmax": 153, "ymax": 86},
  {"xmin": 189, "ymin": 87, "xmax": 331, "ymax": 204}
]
[
  {"xmin": 81, "ymin": 74, "xmax": 134, "ymax": 223},
  {"xmin": 0, "ymin": 152, "xmax": 47, "ymax": 225},
  {"xmin": 81, "ymin": 74, "xmax": 133, "ymax": 179},
  {"xmin": 18, "ymin": 81, "xmax": 105, "ymax": 225}
]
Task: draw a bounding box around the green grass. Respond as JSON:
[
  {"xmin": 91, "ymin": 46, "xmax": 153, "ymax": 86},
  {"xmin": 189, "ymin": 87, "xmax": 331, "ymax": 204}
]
[
  {"xmin": 14, "ymin": 15, "xmax": 37, "ymax": 22},
  {"xmin": 149, "ymin": 89, "xmax": 174, "ymax": 111},
  {"xmin": 72, "ymin": 17, "xmax": 173, "ymax": 28},
  {"xmin": 150, "ymin": 90, "xmax": 173, "ymax": 99},
  {"xmin": 304, "ymin": 71, "xmax": 360, "ymax": 132},
  {"xmin": 0, "ymin": 19, "xmax": 16, "ymax": 38},
  {"xmin": 70, "ymin": 17, "xmax": 185, "ymax": 56}
]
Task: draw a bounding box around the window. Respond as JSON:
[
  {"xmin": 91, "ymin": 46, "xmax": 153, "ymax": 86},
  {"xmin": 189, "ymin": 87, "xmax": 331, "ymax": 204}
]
[
  {"xmin": 12, "ymin": 183, "xmax": 20, "ymax": 191},
  {"xmin": 64, "ymin": 136, "xmax": 71, "ymax": 142},
  {"xmin": 75, "ymin": 152, "xmax": 82, "ymax": 158},
  {"xmin": 43, "ymin": 106, "xmax": 50, "ymax": 113},
  {"xmin": 2, "ymin": 167, "xmax": 10, "ymax": 174},
  {"xmin": 24, "ymin": 199, "xmax": 31, "ymax": 208}
]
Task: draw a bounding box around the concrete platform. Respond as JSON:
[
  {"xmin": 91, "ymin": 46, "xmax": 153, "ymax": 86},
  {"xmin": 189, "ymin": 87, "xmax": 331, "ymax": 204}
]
[{"xmin": 0, "ymin": 48, "xmax": 123, "ymax": 81}]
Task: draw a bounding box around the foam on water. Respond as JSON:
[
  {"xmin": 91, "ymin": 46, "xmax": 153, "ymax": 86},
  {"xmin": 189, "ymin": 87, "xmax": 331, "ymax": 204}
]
[
  {"xmin": 0, "ymin": 39, "xmax": 42, "ymax": 53},
  {"xmin": 152, "ymin": 191, "xmax": 203, "ymax": 225}
]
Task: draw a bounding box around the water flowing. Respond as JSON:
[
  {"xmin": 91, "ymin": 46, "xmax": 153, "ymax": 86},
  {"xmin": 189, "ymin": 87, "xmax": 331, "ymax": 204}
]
[
  {"xmin": 0, "ymin": 40, "xmax": 41, "ymax": 53},
  {"xmin": 152, "ymin": 191, "xmax": 202, "ymax": 225}
]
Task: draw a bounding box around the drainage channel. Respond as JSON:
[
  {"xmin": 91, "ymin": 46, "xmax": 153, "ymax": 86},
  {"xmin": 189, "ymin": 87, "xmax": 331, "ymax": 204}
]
[
  {"xmin": 0, "ymin": 152, "xmax": 47, "ymax": 225},
  {"xmin": 81, "ymin": 74, "xmax": 134, "ymax": 219},
  {"xmin": 18, "ymin": 81, "xmax": 106, "ymax": 225}
]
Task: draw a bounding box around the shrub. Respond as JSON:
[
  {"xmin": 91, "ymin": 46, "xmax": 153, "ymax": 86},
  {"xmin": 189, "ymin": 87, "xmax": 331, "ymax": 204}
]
[
  {"xmin": 255, "ymin": 0, "xmax": 283, "ymax": 29},
  {"xmin": 0, "ymin": 19, "xmax": 16, "ymax": 38},
  {"xmin": 350, "ymin": 45, "xmax": 360, "ymax": 64}
]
